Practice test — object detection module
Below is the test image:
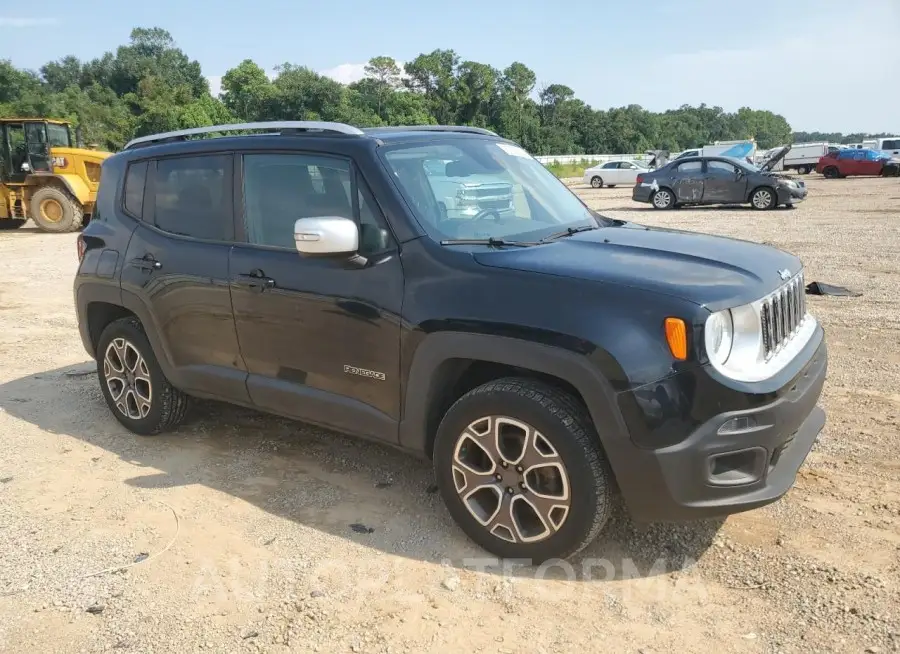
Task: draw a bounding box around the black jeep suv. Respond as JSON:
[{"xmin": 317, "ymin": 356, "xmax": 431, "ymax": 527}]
[{"xmin": 74, "ymin": 121, "xmax": 827, "ymax": 562}]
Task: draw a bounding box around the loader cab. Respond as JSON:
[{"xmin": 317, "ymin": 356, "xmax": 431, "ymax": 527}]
[{"xmin": 0, "ymin": 119, "xmax": 72, "ymax": 184}]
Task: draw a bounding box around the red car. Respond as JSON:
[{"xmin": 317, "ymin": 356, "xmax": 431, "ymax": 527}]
[{"xmin": 816, "ymin": 148, "xmax": 888, "ymax": 178}]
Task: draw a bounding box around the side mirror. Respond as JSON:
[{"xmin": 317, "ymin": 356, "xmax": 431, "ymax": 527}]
[{"xmin": 294, "ymin": 216, "xmax": 358, "ymax": 256}]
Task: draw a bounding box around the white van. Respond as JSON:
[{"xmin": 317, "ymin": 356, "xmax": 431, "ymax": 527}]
[{"xmin": 862, "ymin": 137, "xmax": 900, "ymax": 157}]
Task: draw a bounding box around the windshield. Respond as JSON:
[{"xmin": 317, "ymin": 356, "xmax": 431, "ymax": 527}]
[
  {"xmin": 46, "ymin": 123, "xmax": 71, "ymax": 148},
  {"xmin": 380, "ymin": 138, "xmax": 606, "ymax": 242}
]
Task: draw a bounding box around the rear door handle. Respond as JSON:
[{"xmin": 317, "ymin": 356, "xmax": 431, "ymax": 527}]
[
  {"xmin": 129, "ymin": 254, "xmax": 161, "ymax": 272},
  {"xmin": 236, "ymin": 270, "xmax": 275, "ymax": 293}
]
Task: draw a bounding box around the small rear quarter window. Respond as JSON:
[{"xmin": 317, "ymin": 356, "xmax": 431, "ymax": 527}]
[{"xmin": 123, "ymin": 161, "xmax": 148, "ymax": 218}]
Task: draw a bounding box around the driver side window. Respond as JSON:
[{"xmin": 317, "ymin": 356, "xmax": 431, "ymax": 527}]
[
  {"xmin": 242, "ymin": 153, "xmax": 393, "ymax": 254},
  {"xmin": 707, "ymin": 160, "xmax": 737, "ymax": 175}
]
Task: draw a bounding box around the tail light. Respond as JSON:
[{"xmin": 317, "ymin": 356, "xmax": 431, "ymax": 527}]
[
  {"xmin": 636, "ymin": 174, "xmax": 645, "ymax": 184},
  {"xmin": 76, "ymin": 235, "xmax": 86, "ymax": 262}
]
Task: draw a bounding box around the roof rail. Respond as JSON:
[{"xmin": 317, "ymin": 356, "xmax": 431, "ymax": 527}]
[
  {"xmin": 363, "ymin": 125, "xmax": 500, "ymax": 137},
  {"xmin": 123, "ymin": 121, "xmax": 365, "ymax": 150}
]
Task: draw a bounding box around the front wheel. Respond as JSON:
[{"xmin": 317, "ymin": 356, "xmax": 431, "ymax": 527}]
[
  {"xmin": 433, "ymin": 378, "xmax": 613, "ymax": 562},
  {"xmin": 590, "ymin": 176, "xmax": 603, "ymax": 188},
  {"xmin": 651, "ymin": 188, "xmax": 675, "ymax": 209},
  {"xmin": 823, "ymin": 166, "xmax": 840, "ymax": 179},
  {"xmin": 750, "ymin": 186, "xmax": 776, "ymax": 210},
  {"xmin": 97, "ymin": 317, "xmax": 189, "ymax": 435}
]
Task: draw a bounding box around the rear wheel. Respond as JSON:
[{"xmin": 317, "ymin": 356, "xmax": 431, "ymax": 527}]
[
  {"xmin": 0, "ymin": 219, "xmax": 26, "ymax": 230},
  {"xmin": 29, "ymin": 186, "xmax": 83, "ymax": 233},
  {"xmin": 590, "ymin": 176, "xmax": 603, "ymax": 188},
  {"xmin": 433, "ymin": 378, "xmax": 613, "ymax": 562},
  {"xmin": 750, "ymin": 186, "xmax": 777, "ymax": 210},
  {"xmin": 97, "ymin": 317, "xmax": 189, "ymax": 435},
  {"xmin": 797, "ymin": 165, "xmax": 810, "ymax": 175},
  {"xmin": 823, "ymin": 166, "xmax": 840, "ymax": 179},
  {"xmin": 651, "ymin": 188, "xmax": 675, "ymax": 209}
]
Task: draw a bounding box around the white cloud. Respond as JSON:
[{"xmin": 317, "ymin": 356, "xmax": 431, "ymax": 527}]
[
  {"xmin": 0, "ymin": 16, "xmax": 58, "ymax": 27},
  {"xmin": 319, "ymin": 60, "xmax": 408, "ymax": 86},
  {"xmin": 319, "ymin": 63, "xmax": 368, "ymax": 85}
]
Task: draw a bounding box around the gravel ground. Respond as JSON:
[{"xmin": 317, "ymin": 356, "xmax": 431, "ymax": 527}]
[{"xmin": 0, "ymin": 174, "xmax": 898, "ymax": 653}]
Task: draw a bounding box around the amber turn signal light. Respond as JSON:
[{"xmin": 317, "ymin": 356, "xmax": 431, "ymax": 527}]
[{"xmin": 664, "ymin": 317, "xmax": 688, "ymax": 360}]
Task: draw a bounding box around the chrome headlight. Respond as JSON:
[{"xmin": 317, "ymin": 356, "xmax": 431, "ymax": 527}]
[
  {"xmin": 704, "ymin": 310, "xmax": 734, "ymax": 365},
  {"xmin": 703, "ymin": 275, "xmax": 818, "ymax": 382}
]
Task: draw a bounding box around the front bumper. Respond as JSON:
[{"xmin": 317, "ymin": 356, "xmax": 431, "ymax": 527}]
[
  {"xmin": 777, "ymin": 184, "xmax": 807, "ymax": 205},
  {"xmin": 613, "ymin": 332, "xmax": 827, "ymax": 522}
]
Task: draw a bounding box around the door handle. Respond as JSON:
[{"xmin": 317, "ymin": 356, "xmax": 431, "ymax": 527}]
[
  {"xmin": 236, "ymin": 270, "xmax": 275, "ymax": 292},
  {"xmin": 129, "ymin": 254, "xmax": 162, "ymax": 272}
]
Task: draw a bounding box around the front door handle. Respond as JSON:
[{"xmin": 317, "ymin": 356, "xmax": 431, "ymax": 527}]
[{"xmin": 236, "ymin": 270, "xmax": 275, "ymax": 293}]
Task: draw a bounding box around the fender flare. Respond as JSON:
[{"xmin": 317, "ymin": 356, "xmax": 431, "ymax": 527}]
[
  {"xmin": 397, "ymin": 331, "xmax": 632, "ymax": 462},
  {"xmin": 27, "ymin": 173, "xmax": 90, "ymax": 205},
  {"xmin": 119, "ymin": 288, "xmax": 179, "ymax": 382}
]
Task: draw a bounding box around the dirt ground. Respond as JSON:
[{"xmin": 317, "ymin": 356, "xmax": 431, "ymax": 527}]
[{"xmin": 0, "ymin": 174, "xmax": 898, "ymax": 654}]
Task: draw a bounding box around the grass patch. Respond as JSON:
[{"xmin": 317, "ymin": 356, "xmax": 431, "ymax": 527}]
[{"xmin": 544, "ymin": 159, "xmax": 595, "ymax": 178}]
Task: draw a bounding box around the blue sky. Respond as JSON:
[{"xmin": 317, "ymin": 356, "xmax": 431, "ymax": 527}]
[{"xmin": 2, "ymin": 0, "xmax": 898, "ymax": 134}]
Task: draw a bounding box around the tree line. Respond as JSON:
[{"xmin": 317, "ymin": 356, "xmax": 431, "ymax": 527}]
[{"xmin": 0, "ymin": 27, "xmax": 886, "ymax": 156}]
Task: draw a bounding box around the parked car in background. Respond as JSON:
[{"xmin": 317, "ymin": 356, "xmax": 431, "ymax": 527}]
[
  {"xmin": 583, "ymin": 159, "xmax": 649, "ymax": 188},
  {"xmin": 633, "ymin": 148, "xmax": 806, "ymax": 210},
  {"xmin": 762, "ymin": 143, "xmax": 841, "ymax": 174},
  {"xmin": 862, "ymin": 137, "xmax": 900, "ymax": 158},
  {"xmin": 816, "ymin": 148, "xmax": 891, "ymax": 178}
]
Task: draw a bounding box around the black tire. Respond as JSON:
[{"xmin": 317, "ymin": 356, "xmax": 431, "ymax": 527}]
[
  {"xmin": 96, "ymin": 317, "xmax": 189, "ymax": 436},
  {"xmin": 0, "ymin": 219, "xmax": 26, "ymax": 230},
  {"xmin": 651, "ymin": 188, "xmax": 675, "ymax": 210},
  {"xmin": 433, "ymin": 377, "xmax": 613, "ymax": 563},
  {"xmin": 750, "ymin": 186, "xmax": 777, "ymax": 210},
  {"xmin": 823, "ymin": 166, "xmax": 840, "ymax": 179},
  {"xmin": 28, "ymin": 185, "xmax": 83, "ymax": 233},
  {"xmin": 590, "ymin": 176, "xmax": 603, "ymax": 188},
  {"xmin": 798, "ymin": 165, "xmax": 810, "ymax": 175}
]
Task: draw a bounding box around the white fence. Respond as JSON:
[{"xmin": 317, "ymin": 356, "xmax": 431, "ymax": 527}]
[{"xmin": 533, "ymin": 153, "xmax": 642, "ymax": 164}]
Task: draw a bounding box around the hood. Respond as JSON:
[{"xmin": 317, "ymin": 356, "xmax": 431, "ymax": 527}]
[
  {"xmin": 759, "ymin": 144, "xmax": 791, "ymax": 171},
  {"xmin": 473, "ymin": 222, "xmax": 801, "ymax": 310}
]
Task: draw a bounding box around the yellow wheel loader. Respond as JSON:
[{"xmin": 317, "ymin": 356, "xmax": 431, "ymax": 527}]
[{"xmin": 0, "ymin": 118, "xmax": 112, "ymax": 233}]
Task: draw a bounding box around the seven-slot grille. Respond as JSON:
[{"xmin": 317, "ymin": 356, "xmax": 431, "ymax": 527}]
[{"xmin": 760, "ymin": 271, "xmax": 806, "ymax": 359}]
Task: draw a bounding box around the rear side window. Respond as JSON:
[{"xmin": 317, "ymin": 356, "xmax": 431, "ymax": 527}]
[
  {"xmin": 153, "ymin": 154, "xmax": 232, "ymax": 241},
  {"xmin": 675, "ymin": 161, "xmax": 703, "ymax": 173},
  {"xmin": 882, "ymin": 139, "xmax": 900, "ymax": 150},
  {"xmin": 123, "ymin": 161, "xmax": 148, "ymax": 218}
]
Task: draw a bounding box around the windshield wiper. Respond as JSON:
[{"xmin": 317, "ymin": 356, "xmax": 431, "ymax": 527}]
[
  {"xmin": 540, "ymin": 224, "xmax": 599, "ymax": 242},
  {"xmin": 440, "ymin": 238, "xmax": 538, "ymax": 248}
]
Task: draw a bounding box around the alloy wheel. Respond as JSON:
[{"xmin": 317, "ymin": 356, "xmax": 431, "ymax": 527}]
[
  {"xmin": 653, "ymin": 190, "xmax": 672, "ymax": 208},
  {"xmin": 103, "ymin": 337, "xmax": 153, "ymax": 420},
  {"xmin": 752, "ymin": 189, "xmax": 773, "ymax": 209},
  {"xmin": 451, "ymin": 416, "xmax": 571, "ymax": 544}
]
